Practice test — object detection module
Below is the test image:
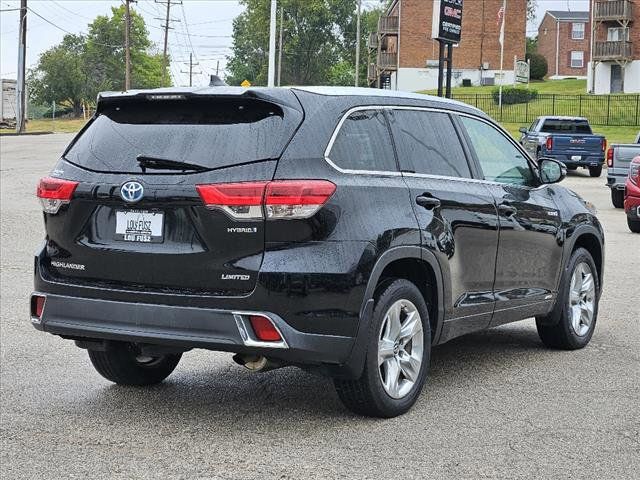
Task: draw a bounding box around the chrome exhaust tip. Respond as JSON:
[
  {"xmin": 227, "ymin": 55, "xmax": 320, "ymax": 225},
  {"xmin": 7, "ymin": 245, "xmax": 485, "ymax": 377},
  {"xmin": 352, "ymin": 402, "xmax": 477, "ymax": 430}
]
[{"xmin": 232, "ymin": 354, "xmax": 281, "ymax": 372}]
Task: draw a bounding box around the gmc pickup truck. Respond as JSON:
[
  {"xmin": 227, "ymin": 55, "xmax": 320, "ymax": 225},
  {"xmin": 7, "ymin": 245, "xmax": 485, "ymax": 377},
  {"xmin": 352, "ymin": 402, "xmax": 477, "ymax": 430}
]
[
  {"xmin": 606, "ymin": 131, "xmax": 640, "ymax": 208},
  {"xmin": 520, "ymin": 116, "xmax": 606, "ymax": 177}
]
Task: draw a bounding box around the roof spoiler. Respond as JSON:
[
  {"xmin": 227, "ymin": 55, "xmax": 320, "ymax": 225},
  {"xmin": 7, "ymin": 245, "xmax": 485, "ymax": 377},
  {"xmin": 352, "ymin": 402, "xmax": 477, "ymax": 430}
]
[{"xmin": 209, "ymin": 75, "xmax": 227, "ymax": 87}]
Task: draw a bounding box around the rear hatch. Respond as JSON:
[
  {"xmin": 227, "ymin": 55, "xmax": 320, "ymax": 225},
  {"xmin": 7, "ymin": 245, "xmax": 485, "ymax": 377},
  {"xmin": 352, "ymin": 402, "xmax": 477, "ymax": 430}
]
[{"xmin": 40, "ymin": 91, "xmax": 303, "ymax": 296}]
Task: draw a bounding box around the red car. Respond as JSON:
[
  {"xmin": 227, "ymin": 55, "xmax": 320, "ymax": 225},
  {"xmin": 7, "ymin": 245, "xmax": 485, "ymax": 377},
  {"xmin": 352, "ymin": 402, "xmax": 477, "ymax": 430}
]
[{"xmin": 625, "ymin": 157, "xmax": 640, "ymax": 233}]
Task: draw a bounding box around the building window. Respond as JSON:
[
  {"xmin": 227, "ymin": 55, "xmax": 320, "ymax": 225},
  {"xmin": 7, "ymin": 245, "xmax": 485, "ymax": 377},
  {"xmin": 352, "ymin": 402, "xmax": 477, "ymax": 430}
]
[
  {"xmin": 607, "ymin": 27, "xmax": 629, "ymax": 42},
  {"xmin": 572, "ymin": 22, "xmax": 585, "ymax": 40},
  {"xmin": 571, "ymin": 51, "xmax": 584, "ymax": 68}
]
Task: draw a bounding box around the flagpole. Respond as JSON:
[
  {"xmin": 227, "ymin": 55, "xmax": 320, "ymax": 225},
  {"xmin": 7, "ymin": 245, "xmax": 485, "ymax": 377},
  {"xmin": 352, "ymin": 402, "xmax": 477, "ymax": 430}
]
[{"xmin": 498, "ymin": 0, "xmax": 506, "ymax": 109}]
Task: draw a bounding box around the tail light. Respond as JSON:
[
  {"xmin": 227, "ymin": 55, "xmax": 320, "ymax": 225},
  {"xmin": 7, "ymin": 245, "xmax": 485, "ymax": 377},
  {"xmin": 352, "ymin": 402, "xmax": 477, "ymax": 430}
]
[
  {"xmin": 607, "ymin": 147, "xmax": 614, "ymax": 167},
  {"xmin": 545, "ymin": 137, "xmax": 553, "ymax": 151},
  {"xmin": 601, "ymin": 138, "xmax": 607, "ymax": 153},
  {"xmin": 196, "ymin": 180, "xmax": 336, "ymax": 220},
  {"xmin": 36, "ymin": 177, "xmax": 78, "ymax": 214},
  {"xmin": 630, "ymin": 158, "xmax": 640, "ymax": 186}
]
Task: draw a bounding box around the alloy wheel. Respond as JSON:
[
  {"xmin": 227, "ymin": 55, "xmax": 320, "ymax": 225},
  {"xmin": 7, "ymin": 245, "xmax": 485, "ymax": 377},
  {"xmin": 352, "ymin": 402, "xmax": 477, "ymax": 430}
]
[
  {"xmin": 377, "ymin": 299, "xmax": 423, "ymax": 399},
  {"xmin": 568, "ymin": 262, "xmax": 596, "ymax": 337}
]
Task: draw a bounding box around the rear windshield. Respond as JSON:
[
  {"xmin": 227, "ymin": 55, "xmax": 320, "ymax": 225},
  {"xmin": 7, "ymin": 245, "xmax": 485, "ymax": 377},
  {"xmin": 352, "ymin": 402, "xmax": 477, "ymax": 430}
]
[
  {"xmin": 65, "ymin": 97, "xmax": 299, "ymax": 173},
  {"xmin": 540, "ymin": 119, "xmax": 592, "ymax": 134}
]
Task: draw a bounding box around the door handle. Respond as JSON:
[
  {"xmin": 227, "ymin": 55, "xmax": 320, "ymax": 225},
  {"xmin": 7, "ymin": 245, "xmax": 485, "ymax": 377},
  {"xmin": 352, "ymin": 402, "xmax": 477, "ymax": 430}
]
[
  {"xmin": 498, "ymin": 204, "xmax": 517, "ymax": 217},
  {"xmin": 416, "ymin": 195, "xmax": 441, "ymax": 210}
]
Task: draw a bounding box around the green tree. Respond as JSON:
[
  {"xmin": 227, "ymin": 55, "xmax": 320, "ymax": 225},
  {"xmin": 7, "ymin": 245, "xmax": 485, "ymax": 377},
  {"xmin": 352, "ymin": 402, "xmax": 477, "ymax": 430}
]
[
  {"xmin": 526, "ymin": 36, "xmax": 538, "ymax": 54},
  {"xmin": 28, "ymin": 34, "xmax": 90, "ymax": 117},
  {"xmin": 526, "ymin": 52, "xmax": 548, "ymax": 80},
  {"xmin": 84, "ymin": 5, "xmax": 169, "ymax": 91},
  {"xmin": 28, "ymin": 6, "xmax": 169, "ymax": 117},
  {"xmin": 227, "ymin": 0, "xmax": 369, "ymax": 86}
]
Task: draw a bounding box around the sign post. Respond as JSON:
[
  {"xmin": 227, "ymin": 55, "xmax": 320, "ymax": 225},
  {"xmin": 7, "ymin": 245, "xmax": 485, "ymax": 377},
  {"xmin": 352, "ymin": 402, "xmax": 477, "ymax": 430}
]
[{"xmin": 431, "ymin": 0, "xmax": 463, "ymax": 98}]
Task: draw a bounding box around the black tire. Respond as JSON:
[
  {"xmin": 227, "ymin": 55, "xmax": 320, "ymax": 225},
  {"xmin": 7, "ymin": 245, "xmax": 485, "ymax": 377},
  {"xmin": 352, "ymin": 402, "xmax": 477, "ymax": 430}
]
[
  {"xmin": 88, "ymin": 342, "xmax": 182, "ymax": 386},
  {"xmin": 589, "ymin": 165, "xmax": 603, "ymax": 177},
  {"xmin": 628, "ymin": 218, "xmax": 640, "ymax": 233},
  {"xmin": 535, "ymin": 248, "xmax": 599, "ymax": 350},
  {"xmin": 611, "ymin": 189, "xmax": 624, "ymax": 209},
  {"xmin": 334, "ymin": 279, "xmax": 431, "ymax": 418}
]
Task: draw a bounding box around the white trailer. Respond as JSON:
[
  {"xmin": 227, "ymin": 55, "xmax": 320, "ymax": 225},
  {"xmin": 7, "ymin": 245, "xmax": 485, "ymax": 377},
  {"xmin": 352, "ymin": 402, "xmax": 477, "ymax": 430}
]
[{"xmin": 1, "ymin": 79, "xmax": 18, "ymax": 128}]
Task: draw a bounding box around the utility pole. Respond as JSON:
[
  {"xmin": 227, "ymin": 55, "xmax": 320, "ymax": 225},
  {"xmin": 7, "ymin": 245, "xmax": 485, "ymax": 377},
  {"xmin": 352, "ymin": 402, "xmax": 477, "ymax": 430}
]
[
  {"xmin": 216, "ymin": 60, "xmax": 219, "ymax": 76},
  {"xmin": 124, "ymin": 0, "xmax": 133, "ymax": 91},
  {"xmin": 267, "ymin": 0, "xmax": 277, "ymax": 87},
  {"xmin": 155, "ymin": 0, "xmax": 181, "ymax": 87},
  {"xmin": 16, "ymin": 0, "xmax": 27, "ymax": 133},
  {"xmin": 277, "ymin": 7, "xmax": 283, "ymax": 86},
  {"xmin": 180, "ymin": 53, "xmax": 200, "ymax": 87},
  {"xmin": 355, "ymin": 0, "xmax": 361, "ymax": 87}
]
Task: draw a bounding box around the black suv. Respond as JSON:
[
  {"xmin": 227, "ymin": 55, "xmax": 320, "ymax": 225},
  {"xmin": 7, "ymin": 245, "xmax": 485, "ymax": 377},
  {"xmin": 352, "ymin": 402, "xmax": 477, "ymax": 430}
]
[{"xmin": 32, "ymin": 87, "xmax": 604, "ymax": 417}]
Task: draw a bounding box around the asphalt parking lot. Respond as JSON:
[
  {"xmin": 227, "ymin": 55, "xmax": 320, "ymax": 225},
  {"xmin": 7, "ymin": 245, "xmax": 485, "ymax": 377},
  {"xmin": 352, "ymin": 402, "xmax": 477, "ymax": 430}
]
[{"xmin": 1, "ymin": 133, "xmax": 639, "ymax": 479}]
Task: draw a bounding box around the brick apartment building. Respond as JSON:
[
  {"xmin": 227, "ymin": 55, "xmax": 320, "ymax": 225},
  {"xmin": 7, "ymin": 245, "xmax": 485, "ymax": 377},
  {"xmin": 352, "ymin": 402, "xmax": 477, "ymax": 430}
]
[
  {"xmin": 368, "ymin": 0, "xmax": 527, "ymax": 91},
  {"xmin": 537, "ymin": 11, "xmax": 591, "ymax": 78},
  {"xmin": 589, "ymin": 0, "xmax": 640, "ymax": 93}
]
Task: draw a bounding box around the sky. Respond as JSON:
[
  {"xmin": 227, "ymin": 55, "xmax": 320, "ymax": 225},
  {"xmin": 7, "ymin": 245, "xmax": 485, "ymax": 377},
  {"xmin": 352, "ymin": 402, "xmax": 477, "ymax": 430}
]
[{"xmin": 1, "ymin": 0, "xmax": 589, "ymax": 86}]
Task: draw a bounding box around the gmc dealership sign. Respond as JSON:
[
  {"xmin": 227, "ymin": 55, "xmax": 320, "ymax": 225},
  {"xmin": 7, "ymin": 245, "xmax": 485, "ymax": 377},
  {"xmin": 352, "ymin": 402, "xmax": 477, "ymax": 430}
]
[{"xmin": 431, "ymin": 0, "xmax": 463, "ymax": 43}]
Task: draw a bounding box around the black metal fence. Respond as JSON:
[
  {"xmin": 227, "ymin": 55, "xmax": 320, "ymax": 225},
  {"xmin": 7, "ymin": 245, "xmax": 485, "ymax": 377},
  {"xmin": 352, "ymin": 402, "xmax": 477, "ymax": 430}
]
[{"xmin": 452, "ymin": 94, "xmax": 640, "ymax": 126}]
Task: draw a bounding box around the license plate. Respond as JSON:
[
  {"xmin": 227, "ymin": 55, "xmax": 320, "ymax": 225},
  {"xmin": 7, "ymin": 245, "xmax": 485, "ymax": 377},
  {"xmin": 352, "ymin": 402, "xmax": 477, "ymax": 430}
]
[
  {"xmin": 571, "ymin": 155, "xmax": 581, "ymax": 161},
  {"xmin": 115, "ymin": 210, "xmax": 164, "ymax": 243}
]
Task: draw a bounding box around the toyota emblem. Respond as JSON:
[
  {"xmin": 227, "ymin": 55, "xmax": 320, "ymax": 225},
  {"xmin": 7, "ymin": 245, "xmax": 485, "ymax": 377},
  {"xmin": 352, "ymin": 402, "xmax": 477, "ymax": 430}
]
[{"xmin": 120, "ymin": 181, "xmax": 144, "ymax": 203}]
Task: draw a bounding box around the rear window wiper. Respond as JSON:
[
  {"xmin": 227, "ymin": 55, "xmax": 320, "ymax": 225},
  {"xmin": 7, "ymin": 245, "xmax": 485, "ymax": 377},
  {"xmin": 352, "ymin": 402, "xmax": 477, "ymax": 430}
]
[{"xmin": 136, "ymin": 155, "xmax": 209, "ymax": 173}]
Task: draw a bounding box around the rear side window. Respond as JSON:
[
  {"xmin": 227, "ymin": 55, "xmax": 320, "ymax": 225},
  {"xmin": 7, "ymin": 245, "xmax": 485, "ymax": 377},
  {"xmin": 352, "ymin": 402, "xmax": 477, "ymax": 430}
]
[
  {"xmin": 540, "ymin": 119, "xmax": 592, "ymax": 134},
  {"xmin": 64, "ymin": 97, "xmax": 300, "ymax": 173},
  {"xmin": 390, "ymin": 109, "xmax": 471, "ymax": 178},
  {"xmin": 328, "ymin": 109, "xmax": 397, "ymax": 172}
]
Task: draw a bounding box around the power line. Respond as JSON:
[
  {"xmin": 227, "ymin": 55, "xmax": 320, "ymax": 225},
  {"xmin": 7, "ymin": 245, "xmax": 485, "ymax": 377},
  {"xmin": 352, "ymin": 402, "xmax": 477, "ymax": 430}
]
[{"xmin": 155, "ymin": 0, "xmax": 181, "ymax": 87}]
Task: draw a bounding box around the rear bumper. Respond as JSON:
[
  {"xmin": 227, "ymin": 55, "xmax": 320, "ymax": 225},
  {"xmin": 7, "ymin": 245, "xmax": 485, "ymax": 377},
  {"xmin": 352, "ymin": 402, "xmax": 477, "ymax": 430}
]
[
  {"xmin": 548, "ymin": 154, "xmax": 604, "ymax": 167},
  {"xmin": 607, "ymin": 168, "xmax": 630, "ymax": 189},
  {"xmin": 31, "ymin": 291, "xmax": 355, "ymax": 367},
  {"xmin": 624, "ymin": 195, "xmax": 640, "ymax": 218}
]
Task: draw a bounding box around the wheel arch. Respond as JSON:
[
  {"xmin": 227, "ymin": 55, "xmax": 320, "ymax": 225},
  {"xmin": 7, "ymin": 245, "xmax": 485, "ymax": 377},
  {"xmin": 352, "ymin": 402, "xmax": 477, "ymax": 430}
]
[
  {"xmin": 332, "ymin": 246, "xmax": 445, "ymax": 380},
  {"xmin": 567, "ymin": 227, "xmax": 604, "ymax": 295}
]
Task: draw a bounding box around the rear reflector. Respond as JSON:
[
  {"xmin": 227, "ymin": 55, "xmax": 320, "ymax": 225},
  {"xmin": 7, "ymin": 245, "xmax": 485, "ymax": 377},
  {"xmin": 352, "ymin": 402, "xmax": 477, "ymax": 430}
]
[
  {"xmin": 36, "ymin": 177, "xmax": 78, "ymax": 214},
  {"xmin": 30, "ymin": 294, "xmax": 46, "ymax": 320},
  {"xmin": 196, "ymin": 180, "xmax": 336, "ymax": 220},
  {"xmin": 249, "ymin": 315, "xmax": 282, "ymax": 342}
]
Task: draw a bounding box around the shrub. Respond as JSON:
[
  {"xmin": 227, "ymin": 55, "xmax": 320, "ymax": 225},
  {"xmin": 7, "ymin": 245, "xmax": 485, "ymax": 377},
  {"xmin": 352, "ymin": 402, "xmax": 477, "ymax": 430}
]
[
  {"xmin": 526, "ymin": 52, "xmax": 548, "ymax": 80},
  {"xmin": 492, "ymin": 87, "xmax": 538, "ymax": 105}
]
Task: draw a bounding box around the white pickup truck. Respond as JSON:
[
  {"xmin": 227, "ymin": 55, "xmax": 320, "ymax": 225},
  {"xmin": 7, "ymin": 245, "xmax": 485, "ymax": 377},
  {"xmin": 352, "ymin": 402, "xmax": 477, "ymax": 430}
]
[{"xmin": 606, "ymin": 132, "xmax": 640, "ymax": 208}]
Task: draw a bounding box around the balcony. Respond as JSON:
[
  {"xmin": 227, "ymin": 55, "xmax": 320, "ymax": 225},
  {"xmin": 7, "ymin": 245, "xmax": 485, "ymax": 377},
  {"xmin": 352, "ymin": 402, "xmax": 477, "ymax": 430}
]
[
  {"xmin": 593, "ymin": 40, "xmax": 632, "ymax": 60},
  {"xmin": 378, "ymin": 15, "xmax": 399, "ymax": 35},
  {"xmin": 594, "ymin": 0, "xmax": 634, "ymax": 22},
  {"xmin": 378, "ymin": 52, "xmax": 398, "ymax": 69},
  {"xmin": 367, "ymin": 32, "xmax": 378, "ymax": 49}
]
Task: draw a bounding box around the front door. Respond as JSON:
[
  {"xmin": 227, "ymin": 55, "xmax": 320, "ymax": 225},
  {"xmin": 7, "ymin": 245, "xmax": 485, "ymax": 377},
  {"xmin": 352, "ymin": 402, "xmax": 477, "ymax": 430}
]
[
  {"xmin": 610, "ymin": 65, "xmax": 623, "ymax": 93},
  {"xmin": 457, "ymin": 115, "xmax": 564, "ymax": 326},
  {"xmin": 386, "ymin": 108, "xmax": 500, "ymax": 337}
]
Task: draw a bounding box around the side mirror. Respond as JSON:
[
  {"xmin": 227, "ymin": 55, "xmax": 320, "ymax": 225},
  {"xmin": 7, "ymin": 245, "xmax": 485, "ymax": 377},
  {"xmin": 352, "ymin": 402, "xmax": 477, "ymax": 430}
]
[
  {"xmin": 519, "ymin": 127, "xmax": 527, "ymax": 134},
  {"xmin": 538, "ymin": 157, "xmax": 566, "ymax": 184}
]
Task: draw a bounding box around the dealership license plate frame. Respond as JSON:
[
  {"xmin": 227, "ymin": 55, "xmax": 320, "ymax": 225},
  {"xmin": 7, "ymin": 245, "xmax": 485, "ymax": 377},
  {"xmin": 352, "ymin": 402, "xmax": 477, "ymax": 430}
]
[{"xmin": 114, "ymin": 209, "xmax": 165, "ymax": 243}]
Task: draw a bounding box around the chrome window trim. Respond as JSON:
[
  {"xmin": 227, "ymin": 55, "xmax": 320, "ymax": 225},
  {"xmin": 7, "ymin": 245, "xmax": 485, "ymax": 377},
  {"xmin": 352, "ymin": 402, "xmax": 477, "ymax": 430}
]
[{"xmin": 323, "ymin": 104, "xmax": 538, "ymax": 183}]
